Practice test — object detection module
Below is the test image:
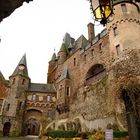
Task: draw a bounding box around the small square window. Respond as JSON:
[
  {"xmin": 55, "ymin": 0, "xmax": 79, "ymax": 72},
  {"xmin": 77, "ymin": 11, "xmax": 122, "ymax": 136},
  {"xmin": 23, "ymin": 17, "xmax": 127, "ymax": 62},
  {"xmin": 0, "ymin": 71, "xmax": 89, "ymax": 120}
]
[
  {"xmin": 47, "ymin": 96, "xmax": 52, "ymax": 102},
  {"xmin": 121, "ymin": 4, "xmax": 127, "ymax": 13},
  {"xmin": 32, "ymin": 94, "xmax": 36, "ymax": 101}
]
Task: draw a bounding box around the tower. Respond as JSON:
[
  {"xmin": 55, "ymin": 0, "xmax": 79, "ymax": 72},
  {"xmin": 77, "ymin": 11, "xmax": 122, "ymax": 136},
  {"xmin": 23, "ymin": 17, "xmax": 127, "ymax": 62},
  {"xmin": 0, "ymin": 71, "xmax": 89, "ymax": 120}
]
[
  {"xmin": 57, "ymin": 43, "xmax": 68, "ymax": 65},
  {"xmin": 5, "ymin": 54, "xmax": 30, "ymax": 135},
  {"xmin": 47, "ymin": 53, "xmax": 57, "ymax": 83},
  {"xmin": 106, "ymin": 1, "xmax": 140, "ymax": 139}
]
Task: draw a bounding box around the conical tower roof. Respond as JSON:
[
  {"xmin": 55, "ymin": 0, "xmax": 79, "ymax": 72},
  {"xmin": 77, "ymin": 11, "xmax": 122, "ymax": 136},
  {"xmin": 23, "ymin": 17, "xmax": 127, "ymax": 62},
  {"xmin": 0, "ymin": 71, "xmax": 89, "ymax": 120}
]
[
  {"xmin": 11, "ymin": 54, "xmax": 28, "ymax": 77},
  {"xmin": 0, "ymin": 71, "xmax": 5, "ymax": 81},
  {"xmin": 51, "ymin": 53, "xmax": 56, "ymax": 61},
  {"xmin": 59, "ymin": 43, "xmax": 67, "ymax": 52},
  {"xmin": 58, "ymin": 65, "xmax": 70, "ymax": 82}
]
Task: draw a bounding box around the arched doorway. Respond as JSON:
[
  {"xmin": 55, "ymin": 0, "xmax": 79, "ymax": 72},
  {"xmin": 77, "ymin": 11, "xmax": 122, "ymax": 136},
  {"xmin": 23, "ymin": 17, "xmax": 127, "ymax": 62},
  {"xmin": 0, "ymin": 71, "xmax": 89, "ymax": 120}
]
[
  {"xmin": 121, "ymin": 88, "xmax": 140, "ymax": 140},
  {"xmin": 3, "ymin": 122, "xmax": 11, "ymax": 136},
  {"xmin": 24, "ymin": 118, "xmax": 40, "ymax": 135}
]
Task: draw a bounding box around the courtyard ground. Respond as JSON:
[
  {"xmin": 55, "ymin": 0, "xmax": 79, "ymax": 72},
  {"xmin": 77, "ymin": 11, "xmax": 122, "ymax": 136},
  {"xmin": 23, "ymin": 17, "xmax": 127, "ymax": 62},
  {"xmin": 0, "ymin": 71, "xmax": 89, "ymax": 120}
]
[{"xmin": 0, "ymin": 135, "xmax": 38, "ymax": 140}]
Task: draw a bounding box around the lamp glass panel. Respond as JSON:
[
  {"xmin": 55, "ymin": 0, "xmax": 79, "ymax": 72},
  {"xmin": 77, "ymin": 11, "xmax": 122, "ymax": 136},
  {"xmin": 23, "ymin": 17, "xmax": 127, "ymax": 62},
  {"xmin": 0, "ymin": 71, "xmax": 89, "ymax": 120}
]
[
  {"xmin": 92, "ymin": 0, "xmax": 100, "ymax": 10},
  {"xmin": 103, "ymin": 6, "xmax": 112, "ymax": 18},
  {"xmin": 94, "ymin": 5, "xmax": 112, "ymax": 19},
  {"xmin": 94, "ymin": 7, "xmax": 102, "ymax": 19}
]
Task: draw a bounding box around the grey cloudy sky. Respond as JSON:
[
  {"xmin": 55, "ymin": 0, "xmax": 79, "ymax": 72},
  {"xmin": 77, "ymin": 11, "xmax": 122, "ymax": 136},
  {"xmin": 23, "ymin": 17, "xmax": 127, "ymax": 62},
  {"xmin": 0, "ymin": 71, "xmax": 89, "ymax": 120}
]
[{"xmin": 0, "ymin": 0, "xmax": 104, "ymax": 83}]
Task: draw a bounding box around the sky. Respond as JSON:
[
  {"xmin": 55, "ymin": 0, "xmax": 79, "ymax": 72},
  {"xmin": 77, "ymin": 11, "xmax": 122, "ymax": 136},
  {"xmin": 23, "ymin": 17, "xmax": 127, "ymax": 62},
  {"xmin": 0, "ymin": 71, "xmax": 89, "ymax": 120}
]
[{"xmin": 0, "ymin": 0, "xmax": 104, "ymax": 83}]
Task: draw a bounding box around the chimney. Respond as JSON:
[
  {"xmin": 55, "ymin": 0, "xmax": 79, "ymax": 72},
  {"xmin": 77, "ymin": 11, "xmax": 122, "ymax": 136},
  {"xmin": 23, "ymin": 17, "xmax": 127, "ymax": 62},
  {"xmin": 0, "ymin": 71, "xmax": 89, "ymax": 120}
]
[{"xmin": 87, "ymin": 23, "xmax": 95, "ymax": 42}]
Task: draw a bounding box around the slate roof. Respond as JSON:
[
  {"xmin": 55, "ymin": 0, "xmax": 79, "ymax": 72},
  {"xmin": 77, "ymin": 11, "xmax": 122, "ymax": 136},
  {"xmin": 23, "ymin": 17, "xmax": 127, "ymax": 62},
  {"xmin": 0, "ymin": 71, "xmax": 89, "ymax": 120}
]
[
  {"xmin": 59, "ymin": 43, "xmax": 67, "ymax": 52},
  {"xmin": 51, "ymin": 53, "xmax": 57, "ymax": 61},
  {"xmin": 0, "ymin": 71, "xmax": 5, "ymax": 81},
  {"xmin": 28, "ymin": 83, "xmax": 56, "ymax": 93},
  {"xmin": 74, "ymin": 35, "xmax": 88, "ymax": 50},
  {"xmin": 11, "ymin": 54, "xmax": 28, "ymax": 77},
  {"xmin": 58, "ymin": 66, "xmax": 70, "ymax": 82}
]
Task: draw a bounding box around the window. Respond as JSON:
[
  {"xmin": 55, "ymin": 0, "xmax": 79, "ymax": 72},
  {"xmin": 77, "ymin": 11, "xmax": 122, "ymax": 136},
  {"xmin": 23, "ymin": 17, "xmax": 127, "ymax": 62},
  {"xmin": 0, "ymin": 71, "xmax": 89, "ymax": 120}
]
[
  {"xmin": 39, "ymin": 96, "xmax": 43, "ymax": 101},
  {"xmin": 32, "ymin": 94, "xmax": 36, "ymax": 101},
  {"xmin": 47, "ymin": 95, "xmax": 52, "ymax": 102},
  {"xmin": 99, "ymin": 43, "xmax": 102, "ymax": 51},
  {"xmin": 84, "ymin": 54, "xmax": 87, "ymax": 63},
  {"xmin": 113, "ymin": 27, "xmax": 118, "ymax": 36},
  {"xmin": 0, "ymin": 99, "xmax": 3, "ymax": 113},
  {"xmin": 121, "ymin": 4, "xmax": 127, "ymax": 13},
  {"xmin": 74, "ymin": 58, "xmax": 76, "ymax": 66},
  {"xmin": 47, "ymin": 110, "xmax": 52, "ymax": 118},
  {"xmin": 17, "ymin": 102, "xmax": 23, "ymax": 110},
  {"xmin": 19, "ymin": 102, "xmax": 22, "ymax": 110},
  {"xmin": 12, "ymin": 78, "xmax": 15, "ymax": 84},
  {"xmin": 59, "ymin": 85, "xmax": 62, "ymax": 98},
  {"xmin": 22, "ymin": 79, "xmax": 25, "ymax": 85},
  {"xmin": 116, "ymin": 44, "xmax": 121, "ymax": 56},
  {"xmin": 6, "ymin": 103, "xmax": 10, "ymax": 111},
  {"xmin": 66, "ymin": 87, "xmax": 70, "ymax": 96},
  {"xmin": 91, "ymin": 49, "xmax": 95, "ymax": 57}
]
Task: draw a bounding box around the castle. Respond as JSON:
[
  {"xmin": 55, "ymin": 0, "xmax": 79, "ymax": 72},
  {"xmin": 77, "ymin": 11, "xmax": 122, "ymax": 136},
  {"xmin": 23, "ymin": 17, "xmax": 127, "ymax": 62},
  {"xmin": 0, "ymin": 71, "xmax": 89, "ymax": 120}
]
[{"xmin": 0, "ymin": 0, "xmax": 140, "ymax": 138}]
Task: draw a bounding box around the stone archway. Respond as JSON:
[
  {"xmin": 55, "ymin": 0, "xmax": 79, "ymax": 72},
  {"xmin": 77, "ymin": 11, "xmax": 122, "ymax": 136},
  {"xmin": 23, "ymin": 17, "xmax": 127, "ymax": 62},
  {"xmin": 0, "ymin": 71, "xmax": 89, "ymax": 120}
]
[
  {"xmin": 3, "ymin": 122, "xmax": 11, "ymax": 136},
  {"xmin": 119, "ymin": 83, "xmax": 140, "ymax": 140},
  {"xmin": 85, "ymin": 64, "xmax": 106, "ymax": 85},
  {"xmin": 24, "ymin": 118, "xmax": 40, "ymax": 136}
]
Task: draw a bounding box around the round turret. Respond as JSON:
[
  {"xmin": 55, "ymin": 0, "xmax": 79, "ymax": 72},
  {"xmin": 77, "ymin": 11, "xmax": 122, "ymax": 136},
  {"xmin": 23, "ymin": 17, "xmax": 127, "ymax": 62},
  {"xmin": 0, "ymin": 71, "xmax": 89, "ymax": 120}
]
[
  {"xmin": 57, "ymin": 43, "xmax": 67, "ymax": 64},
  {"xmin": 107, "ymin": 0, "xmax": 140, "ymax": 60}
]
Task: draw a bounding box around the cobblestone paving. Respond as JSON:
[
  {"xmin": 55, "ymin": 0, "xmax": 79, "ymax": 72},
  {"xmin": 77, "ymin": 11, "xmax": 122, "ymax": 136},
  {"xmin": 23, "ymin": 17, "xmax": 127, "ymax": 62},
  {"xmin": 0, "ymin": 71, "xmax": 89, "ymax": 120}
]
[{"xmin": 0, "ymin": 136, "xmax": 38, "ymax": 140}]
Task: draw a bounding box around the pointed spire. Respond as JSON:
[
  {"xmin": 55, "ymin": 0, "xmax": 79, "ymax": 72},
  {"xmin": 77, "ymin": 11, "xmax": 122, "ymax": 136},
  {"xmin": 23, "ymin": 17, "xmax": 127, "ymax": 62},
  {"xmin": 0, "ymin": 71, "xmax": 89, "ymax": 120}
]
[
  {"xmin": 11, "ymin": 54, "xmax": 28, "ymax": 77},
  {"xmin": 59, "ymin": 43, "xmax": 67, "ymax": 52},
  {"xmin": 51, "ymin": 53, "xmax": 56, "ymax": 61}
]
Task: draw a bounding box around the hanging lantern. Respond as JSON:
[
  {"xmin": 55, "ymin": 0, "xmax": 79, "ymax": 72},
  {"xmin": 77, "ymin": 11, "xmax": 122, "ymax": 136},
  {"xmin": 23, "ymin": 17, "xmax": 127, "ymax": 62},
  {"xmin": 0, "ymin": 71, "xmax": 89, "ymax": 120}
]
[{"xmin": 90, "ymin": 0, "xmax": 113, "ymax": 25}]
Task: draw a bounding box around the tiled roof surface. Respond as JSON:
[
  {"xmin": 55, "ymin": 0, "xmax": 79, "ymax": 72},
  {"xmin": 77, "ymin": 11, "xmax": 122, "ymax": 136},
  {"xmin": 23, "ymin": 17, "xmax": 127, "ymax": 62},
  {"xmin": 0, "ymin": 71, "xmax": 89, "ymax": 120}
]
[
  {"xmin": 28, "ymin": 83, "xmax": 56, "ymax": 93},
  {"xmin": 58, "ymin": 66, "xmax": 70, "ymax": 82}
]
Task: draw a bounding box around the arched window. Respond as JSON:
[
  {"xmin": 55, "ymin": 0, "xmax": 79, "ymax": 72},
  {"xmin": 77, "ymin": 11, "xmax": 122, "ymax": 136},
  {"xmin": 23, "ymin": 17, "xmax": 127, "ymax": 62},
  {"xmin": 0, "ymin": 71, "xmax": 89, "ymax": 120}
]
[{"xmin": 86, "ymin": 64, "xmax": 106, "ymax": 80}]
